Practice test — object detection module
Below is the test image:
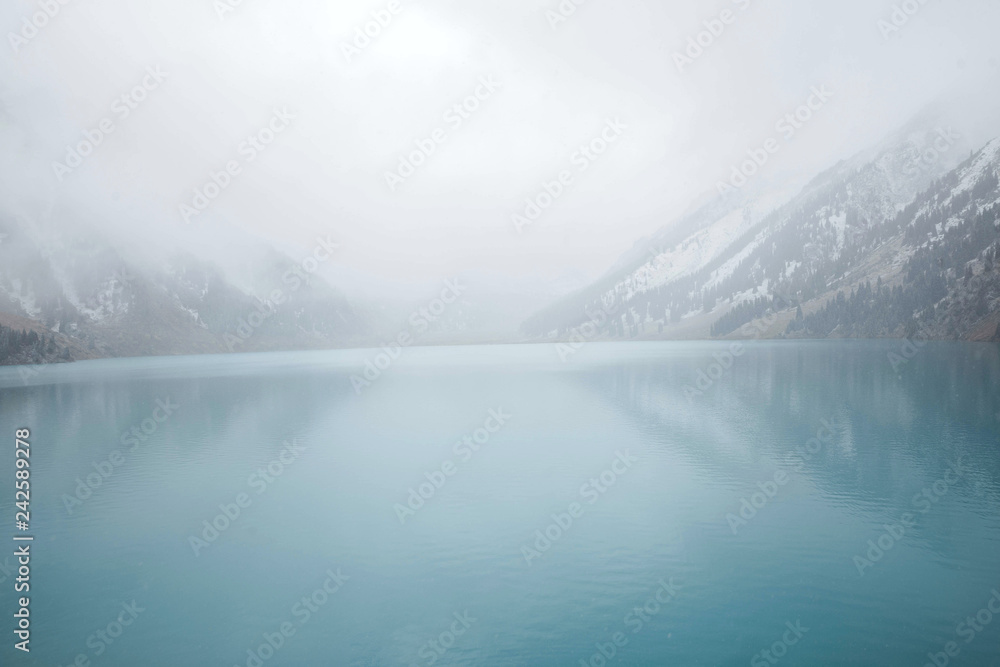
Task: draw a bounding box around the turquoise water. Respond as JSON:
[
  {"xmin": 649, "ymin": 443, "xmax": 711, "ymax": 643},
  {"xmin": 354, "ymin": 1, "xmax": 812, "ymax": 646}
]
[{"xmin": 0, "ymin": 341, "xmax": 999, "ymax": 666}]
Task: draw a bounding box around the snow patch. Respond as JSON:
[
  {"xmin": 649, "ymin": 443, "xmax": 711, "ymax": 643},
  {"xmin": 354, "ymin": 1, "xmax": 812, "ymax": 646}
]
[
  {"xmin": 1, "ymin": 279, "xmax": 42, "ymax": 318},
  {"xmin": 952, "ymin": 137, "xmax": 1000, "ymax": 197}
]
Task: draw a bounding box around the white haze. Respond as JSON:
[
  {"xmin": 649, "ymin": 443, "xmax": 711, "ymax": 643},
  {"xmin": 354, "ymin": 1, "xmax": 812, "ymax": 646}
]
[{"xmin": 2, "ymin": 0, "xmax": 1000, "ymax": 303}]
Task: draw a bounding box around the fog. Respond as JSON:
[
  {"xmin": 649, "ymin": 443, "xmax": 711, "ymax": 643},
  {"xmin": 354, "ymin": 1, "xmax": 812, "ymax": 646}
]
[{"xmin": 3, "ymin": 0, "xmax": 1000, "ymax": 302}]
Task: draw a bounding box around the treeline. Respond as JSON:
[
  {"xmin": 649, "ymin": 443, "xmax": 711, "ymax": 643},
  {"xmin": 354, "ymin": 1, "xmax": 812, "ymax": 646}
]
[
  {"xmin": 788, "ymin": 200, "xmax": 999, "ymax": 338},
  {"xmin": 0, "ymin": 324, "xmax": 69, "ymax": 365},
  {"xmin": 785, "ymin": 279, "xmax": 925, "ymax": 338},
  {"xmin": 710, "ymin": 296, "xmax": 785, "ymax": 337}
]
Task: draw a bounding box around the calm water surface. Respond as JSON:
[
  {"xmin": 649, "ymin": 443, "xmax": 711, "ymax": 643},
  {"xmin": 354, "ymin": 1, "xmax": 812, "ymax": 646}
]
[{"xmin": 0, "ymin": 341, "xmax": 998, "ymax": 666}]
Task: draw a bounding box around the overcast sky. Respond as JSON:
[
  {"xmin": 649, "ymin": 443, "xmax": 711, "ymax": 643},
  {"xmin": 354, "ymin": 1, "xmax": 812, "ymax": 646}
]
[{"xmin": 2, "ymin": 0, "xmax": 999, "ymax": 298}]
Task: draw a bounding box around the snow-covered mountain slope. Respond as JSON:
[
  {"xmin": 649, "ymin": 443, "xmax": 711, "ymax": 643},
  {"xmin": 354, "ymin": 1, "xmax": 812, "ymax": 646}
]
[
  {"xmin": 523, "ymin": 121, "xmax": 999, "ymax": 343},
  {"xmin": 0, "ymin": 217, "xmax": 374, "ymax": 362}
]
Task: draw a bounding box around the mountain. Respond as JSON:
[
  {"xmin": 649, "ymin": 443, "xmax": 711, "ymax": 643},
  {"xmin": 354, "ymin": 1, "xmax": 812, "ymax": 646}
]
[
  {"xmin": 787, "ymin": 140, "xmax": 1000, "ymax": 342},
  {"xmin": 522, "ymin": 120, "xmax": 1000, "ymax": 344},
  {"xmin": 0, "ymin": 217, "xmax": 375, "ymax": 364},
  {"xmin": 5, "ymin": 114, "xmax": 1000, "ymax": 367}
]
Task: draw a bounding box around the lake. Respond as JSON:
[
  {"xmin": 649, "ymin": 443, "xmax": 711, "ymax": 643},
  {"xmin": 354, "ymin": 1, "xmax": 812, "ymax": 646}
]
[{"xmin": 0, "ymin": 341, "xmax": 998, "ymax": 666}]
